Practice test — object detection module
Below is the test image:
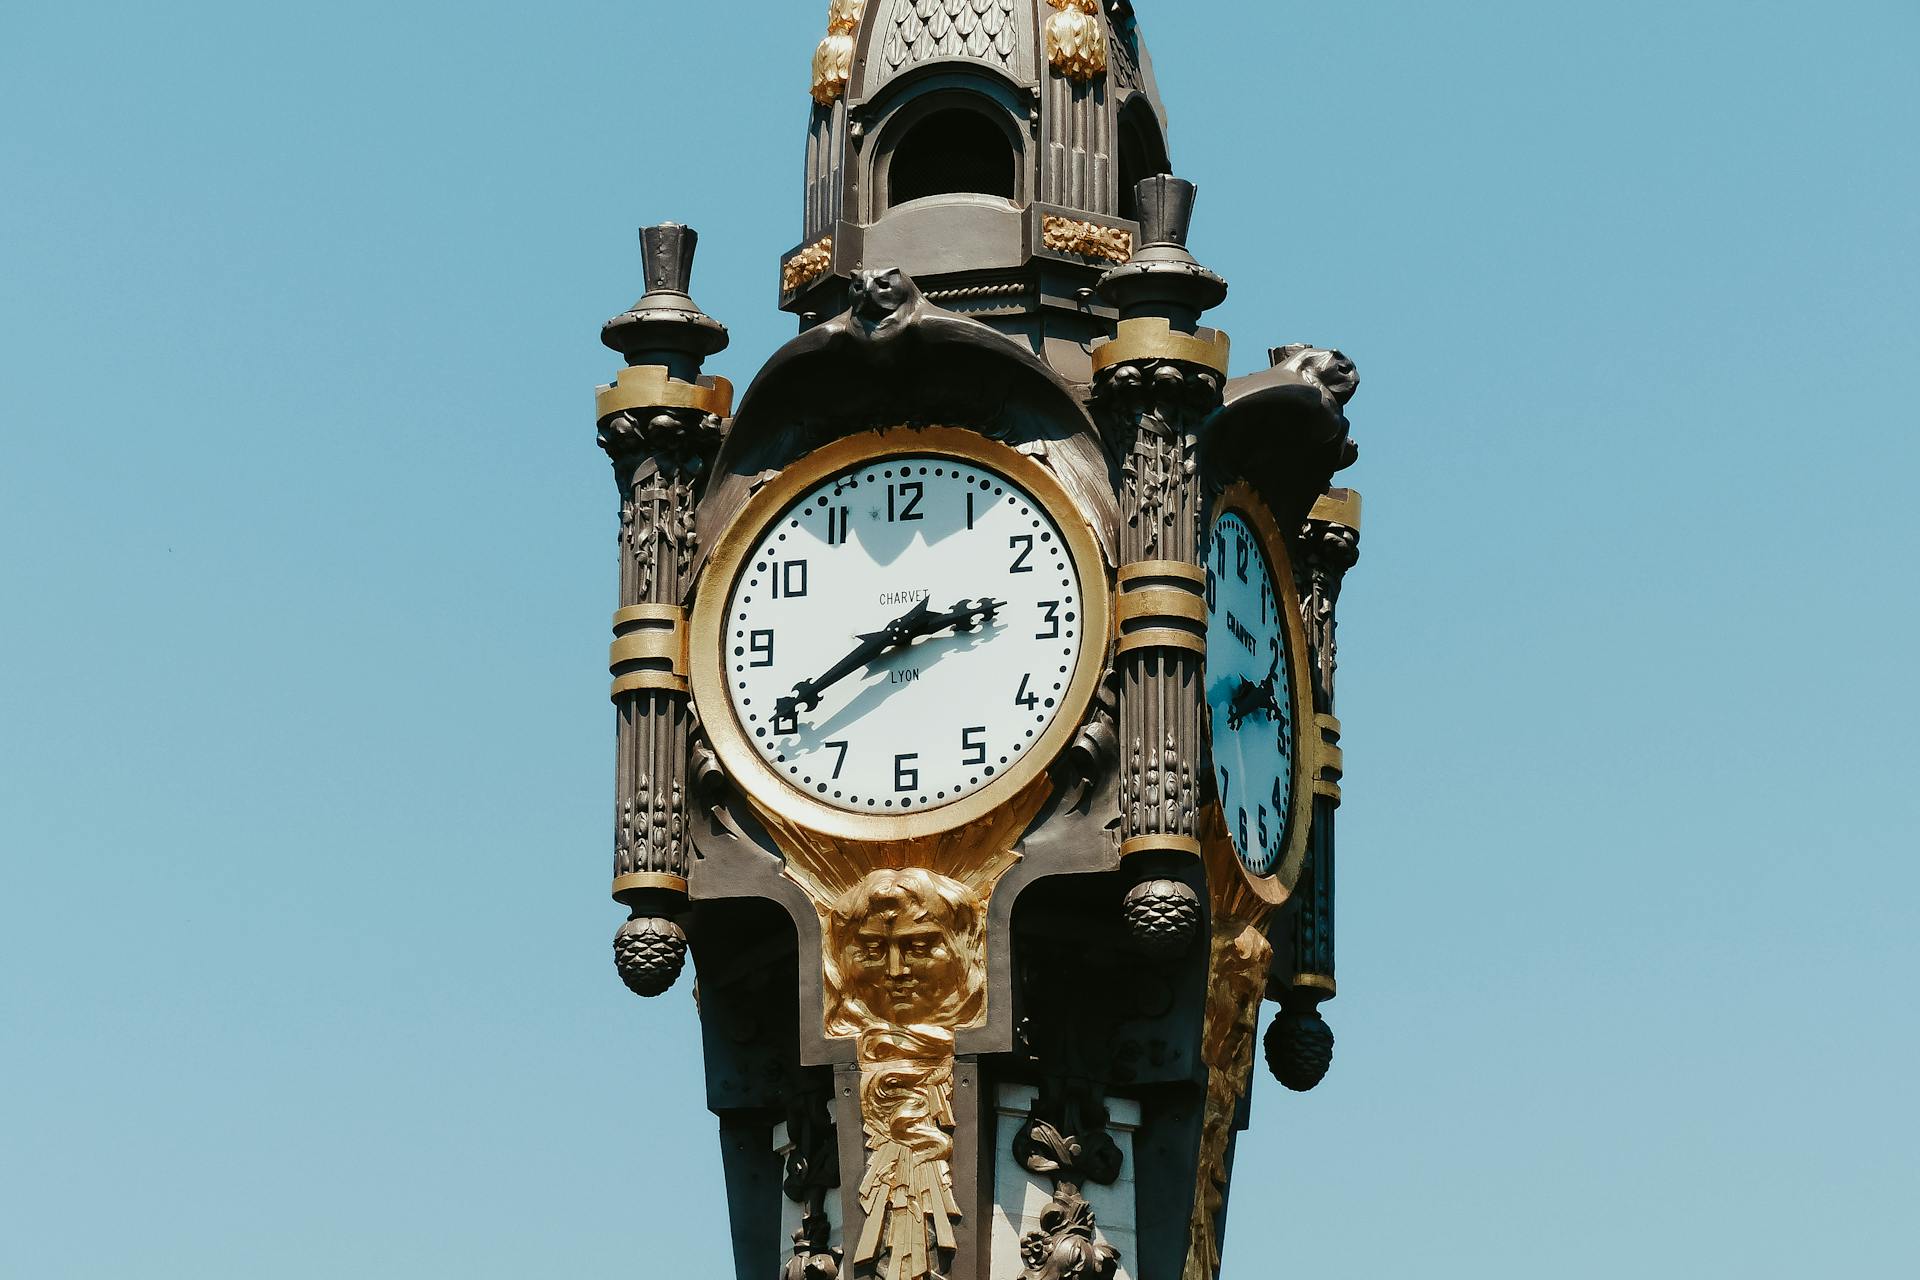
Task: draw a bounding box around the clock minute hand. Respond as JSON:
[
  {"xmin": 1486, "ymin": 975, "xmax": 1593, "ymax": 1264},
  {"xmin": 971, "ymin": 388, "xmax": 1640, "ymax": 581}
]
[{"xmin": 774, "ymin": 597, "xmax": 1002, "ymax": 724}]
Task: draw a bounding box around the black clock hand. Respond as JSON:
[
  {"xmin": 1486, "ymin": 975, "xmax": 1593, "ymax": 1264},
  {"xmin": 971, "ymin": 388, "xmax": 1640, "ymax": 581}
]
[
  {"xmin": 1225, "ymin": 649, "xmax": 1284, "ymax": 730},
  {"xmin": 775, "ymin": 597, "xmax": 1002, "ymax": 723}
]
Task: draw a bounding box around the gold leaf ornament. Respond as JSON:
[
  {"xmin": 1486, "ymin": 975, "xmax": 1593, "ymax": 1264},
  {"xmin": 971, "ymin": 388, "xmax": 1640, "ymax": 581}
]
[
  {"xmin": 1044, "ymin": 0, "xmax": 1107, "ymax": 83},
  {"xmin": 811, "ymin": 0, "xmax": 867, "ymax": 104}
]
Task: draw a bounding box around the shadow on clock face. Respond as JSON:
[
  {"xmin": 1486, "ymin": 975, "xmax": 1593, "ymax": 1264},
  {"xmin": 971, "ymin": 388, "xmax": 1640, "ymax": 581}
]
[{"xmin": 779, "ymin": 620, "xmax": 1002, "ymax": 752}]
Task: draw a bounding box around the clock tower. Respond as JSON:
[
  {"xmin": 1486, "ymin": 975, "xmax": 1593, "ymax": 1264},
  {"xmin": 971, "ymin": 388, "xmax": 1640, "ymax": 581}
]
[{"xmin": 596, "ymin": 5, "xmax": 1366, "ymax": 1278}]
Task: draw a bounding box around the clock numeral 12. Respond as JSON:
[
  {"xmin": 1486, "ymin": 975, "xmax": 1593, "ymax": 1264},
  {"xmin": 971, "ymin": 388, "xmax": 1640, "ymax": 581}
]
[{"xmin": 887, "ymin": 482, "xmax": 923, "ymax": 522}]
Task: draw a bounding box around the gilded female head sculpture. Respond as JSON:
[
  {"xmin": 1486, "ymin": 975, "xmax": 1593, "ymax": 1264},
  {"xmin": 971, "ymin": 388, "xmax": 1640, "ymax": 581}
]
[{"xmin": 824, "ymin": 867, "xmax": 986, "ymax": 1035}]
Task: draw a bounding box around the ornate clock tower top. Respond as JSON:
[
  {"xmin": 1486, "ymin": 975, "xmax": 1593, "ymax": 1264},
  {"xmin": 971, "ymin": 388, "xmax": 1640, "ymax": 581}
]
[
  {"xmin": 784, "ymin": 0, "xmax": 1174, "ymax": 381},
  {"xmin": 595, "ymin": 5, "xmax": 1370, "ymax": 1278}
]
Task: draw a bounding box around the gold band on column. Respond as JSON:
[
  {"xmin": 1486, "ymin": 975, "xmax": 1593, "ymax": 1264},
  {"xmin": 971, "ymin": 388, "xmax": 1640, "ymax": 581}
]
[
  {"xmin": 611, "ymin": 871, "xmax": 690, "ymax": 898},
  {"xmin": 1120, "ymin": 833, "xmax": 1204, "ymax": 859},
  {"xmin": 610, "ymin": 604, "xmax": 691, "ymax": 699},
  {"xmin": 1307, "ymin": 487, "xmax": 1362, "ymax": 531},
  {"xmin": 595, "ymin": 364, "xmax": 735, "ymax": 422},
  {"xmin": 1114, "ymin": 559, "xmax": 1208, "ymax": 656},
  {"xmin": 1091, "ymin": 317, "xmax": 1231, "ymax": 375},
  {"xmin": 1313, "ymin": 712, "xmax": 1343, "ymax": 801}
]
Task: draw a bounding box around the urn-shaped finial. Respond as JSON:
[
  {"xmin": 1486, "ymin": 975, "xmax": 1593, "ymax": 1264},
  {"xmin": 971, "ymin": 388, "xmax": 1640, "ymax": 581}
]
[
  {"xmin": 1133, "ymin": 175, "xmax": 1196, "ymax": 250},
  {"xmin": 602, "ymin": 221, "xmax": 730, "ymax": 375},
  {"xmin": 1097, "ymin": 175, "xmax": 1228, "ymax": 324},
  {"xmin": 640, "ymin": 222, "xmax": 698, "ymax": 298}
]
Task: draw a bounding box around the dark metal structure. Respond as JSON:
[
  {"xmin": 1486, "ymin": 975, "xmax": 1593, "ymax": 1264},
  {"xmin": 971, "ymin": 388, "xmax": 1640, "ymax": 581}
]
[{"xmin": 595, "ymin": 5, "xmax": 1364, "ymax": 1277}]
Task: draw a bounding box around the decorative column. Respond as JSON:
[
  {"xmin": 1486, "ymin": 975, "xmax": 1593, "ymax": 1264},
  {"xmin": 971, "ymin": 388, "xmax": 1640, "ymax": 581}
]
[
  {"xmin": 1265, "ymin": 488, "xmax": 1361, "ymax": 1088},
  {"xmin": 597, "ymin": 223, "xmax": 732, "ymax": 998},
  {"xmin": 1090, "ymin": 176, "xmax": 1231, "ymax": 956}
]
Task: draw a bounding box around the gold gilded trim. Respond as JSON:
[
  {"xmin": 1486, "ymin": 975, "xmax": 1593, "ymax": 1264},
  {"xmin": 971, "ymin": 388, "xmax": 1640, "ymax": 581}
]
[
  {"xmin": 1308, "ymin": 487, "xmax": 1362, "ymax": 531},
  {"xmin": 609, "ymin": 631, "xmax": 686, "ymax": 670},
  {"xmin": 1119, "ymin": 833, "xmax": 1203, "ymax": 859},
  {"xmin": 1288, "ymin": 972, "xmax": 1338, "ymax": 997},
  {"xmin": 613, "ymin": 603, "xmax": 683, "ymax": 628},
  {"xmin": 595, "ymin": 364, "xmax": 734, "ymax": 422},
  {"xmin": 810, "ymin": 0, "xmax": 865, "ymax": 104},
  {"xmin": 1198, "ymin": 482, "xmax": 1318, "ymax": 906},
  {"xmin": 1182, "ymin": 915, "xmax": 1273, "ymax": 1280},
  {"xmin": 610, "ymin": 670, "xmax": 690, "ymax": 698},
  {"xmin": 1041, "ymin": 214, "xmax": 1131, "ymax": 264},
  {"xmin": 610, "ymin": 605, "xmax": 690, "ymax": 700},
  {"xmin": 610, "ymin": 871, "xmax": 689, "ymax": 898},
  {"xmin": 1312, "ymin": 711, "xmax": 1343, "ymax": 801},
  {"xmin": 1116, "ymin": 628, "xmax": 1208, "ymax": 657},
  {"xmin": 1091, "ymin": 317, "xmax": 1231, "ymax": 375},
  {"xmin": 1120, "ymin": 559, "xmax": 1208, "ymax": 588},
  {"xmin": 782, "ymin": 236, "xmax": 835, "ymax": 293},
  {"xmin": 1116, "ymin": 586, "xmax": 1208, "ymax": 627},
  {"xmin": 689, "ymin": 425, "xmax": 1113, "ymax": 849},
  {"xmin": 1043, "ymin": 0, "xmax": 1107, "ymax": 83}
]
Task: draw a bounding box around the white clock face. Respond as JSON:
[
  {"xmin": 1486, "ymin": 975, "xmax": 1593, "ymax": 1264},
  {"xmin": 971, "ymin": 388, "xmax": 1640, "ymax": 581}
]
[
  {"xmin": 1206, "ymin": 509, "xmax": 1298, "ymax": 877},
  {"xmin": 723, "ymin": 455, "xmax": 1086, "ymax": 814}
]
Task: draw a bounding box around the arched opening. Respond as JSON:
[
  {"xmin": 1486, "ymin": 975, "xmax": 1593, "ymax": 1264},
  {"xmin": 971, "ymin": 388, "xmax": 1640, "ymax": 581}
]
[
  {"xmin": 885, "ymin": 107, "xmax": 1017, "ymax": 207},
  {"xmin": 1116, "ymin": 99, "xmax": 1170, "ymax": 221}
]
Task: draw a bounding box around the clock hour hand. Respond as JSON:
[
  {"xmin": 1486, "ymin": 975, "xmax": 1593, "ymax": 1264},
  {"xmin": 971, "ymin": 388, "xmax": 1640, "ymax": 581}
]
[
  {"xmin": 774, "ymin": 597, "xmax": 1002, "ymax": 724},
  {"xmin": 1225, "ymin": 648, "xmax": 1283, "ymax": 731}
]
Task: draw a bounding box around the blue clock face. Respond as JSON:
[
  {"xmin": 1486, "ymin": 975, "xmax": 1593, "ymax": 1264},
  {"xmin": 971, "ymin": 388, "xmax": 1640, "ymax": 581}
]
[{"xmin": 1206, "ymin": 509, "xmax": 1298, "ymax": 877}]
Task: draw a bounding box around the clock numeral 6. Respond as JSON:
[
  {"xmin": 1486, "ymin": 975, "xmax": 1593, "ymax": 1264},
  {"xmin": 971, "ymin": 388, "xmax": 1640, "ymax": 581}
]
[
  {"xmin": 1035, "ymin": 600, "xmax": 1061, "ymax": 640},
  {"xmin": 1008, "ymin": 534, "xmax": 1034, "ymax": 574},
  {"xmin": 894, "ymin": 752, "xmax": 920, "ymax": 793},
  {"xmin": 748, "ymin": 629, "xmax": 775, "ymax": 667},
  {"xmin": 1257, "ymin": 804, "xmax": 1269, "ymax": 849},
  {"xmin": 961, "ymin": 726, "xmax": 987, "ymax": 767},
  {"xmin": 1237, "ymin": 806, "xmax": 1249, "ymax": 852}
]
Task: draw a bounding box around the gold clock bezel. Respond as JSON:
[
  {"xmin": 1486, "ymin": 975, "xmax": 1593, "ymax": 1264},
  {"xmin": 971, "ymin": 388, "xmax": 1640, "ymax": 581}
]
[
  {"xmin": 1204, "ymin": 481, "xmax": 1318, "ymax": 903},
  {"xmin": 690, "ymin": 426, "xmax": 1113, "ymax": 847}
]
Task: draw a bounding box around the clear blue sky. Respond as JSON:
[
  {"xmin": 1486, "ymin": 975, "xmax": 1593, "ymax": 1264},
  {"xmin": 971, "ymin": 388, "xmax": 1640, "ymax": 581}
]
[{"xmin": 3, "ymin": 2, "xmax": 1914, "ymax": 1275}]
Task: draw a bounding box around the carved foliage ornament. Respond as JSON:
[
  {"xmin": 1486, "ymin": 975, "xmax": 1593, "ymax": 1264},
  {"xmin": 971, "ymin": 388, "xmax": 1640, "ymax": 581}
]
[
  {"xmin": 1041, "ymin": 215, "xmax": 1133, "ymax": 265},
  {"xmin": 1014, "ymin": 1113, "xmax": 1124, "ymax": 1280},
  {"xmin": 811, "ymin": 0, "xmax": 867, "ymax": 104},
  {"xmin": 1044, "ymin": 0, "xmax": 1107, "ymax": 83},
  {"xmin": 784, "ymin": 237, "xmax": 835, "ymax": 294},
  {"xmin": 1095, "ymin": 361, "xmax": 1219, "ymax": 559}
]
